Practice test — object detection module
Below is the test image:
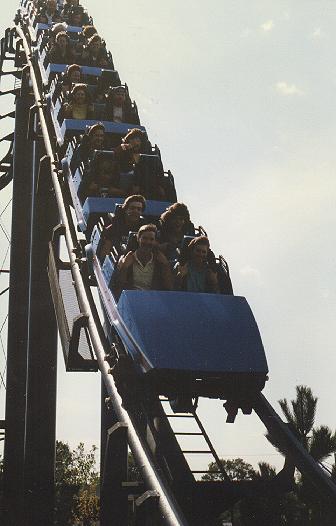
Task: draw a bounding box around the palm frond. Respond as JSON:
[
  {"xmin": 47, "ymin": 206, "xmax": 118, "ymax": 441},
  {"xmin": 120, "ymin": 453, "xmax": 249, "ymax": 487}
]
[
  {"xmin": 279, "ymin": 398, "xmax": 295, "ymax": 427},
  {"xmin": 291, "ymin": 386, "xmax": 317, "ymax": 437},
  {"xmin": 309, "ymin": 426, "xmax": 336, "ymax": 462},
  {"xmin": 256, "ymin": 461, "xmax": 277, "ymax": 480}
]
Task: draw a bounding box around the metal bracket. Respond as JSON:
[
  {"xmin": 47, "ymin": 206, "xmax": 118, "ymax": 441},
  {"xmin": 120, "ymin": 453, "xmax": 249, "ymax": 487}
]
[
  {"xmin": 27, "ymin": 104, "xmax": 44, "ymax": 141},
  {"xmin": 14, "ymin": 38, "xmax": 25, "ymax": 68},
  {"xmin": 51, "ymin": 224, "xmax": 71, "ymax": 270},
  {"xmin": 67, "ymin": 313, "xmax": 97, "ymax": 371},
  {"xmin": 135, "ymin": 490, "xmax": 160, "ymax": 526}
]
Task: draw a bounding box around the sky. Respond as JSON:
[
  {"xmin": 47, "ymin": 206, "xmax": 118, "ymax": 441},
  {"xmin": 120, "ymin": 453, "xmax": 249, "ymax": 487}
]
[{"xmin": 0, "ymin": 0, "xmax": 336, "ymax": 474}]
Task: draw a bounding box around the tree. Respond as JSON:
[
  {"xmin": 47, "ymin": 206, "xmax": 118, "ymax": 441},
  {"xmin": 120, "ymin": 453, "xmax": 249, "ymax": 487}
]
[
  {"xmin": 202, "ymin": 459, "xmax": 300, "ymax": 525},
  {"xmin": 269, "ymin": 386, "xmax": 336, "ymax": 462},
  {"xmin": 72, "ymin": 488, "xmax": 100, "ymax": 526},
  {"xmin": 238, "ymin": 462, "xmax": 303, "ymax": 526},
  {"xmin": 268, "ymin": 385, "xmax": 336, "ymax": 524},
  {"xmin": 55, "ymin": 441, "xmax": 99, "ymax": 526},
  {"xmin": 278, "ymin": 386, "xmax": 317, "ymax": 450},
  {"xmin": 202, "ymin": 458, "xmax": 256, "ymax": 482},
  {"xmin": 202, "ymin": 387, "xmax": 336, "ymax": 524},
  {"xmin": 55, "ymin": 441, "xmax": 99, "ymax": 487},
  {"xmin": 202, "ymin": 458, "xmax": 257, "ymax": 524},
  {"xmin": 253, "ymin": 461, "xmax": 276, "ymax": 480}
]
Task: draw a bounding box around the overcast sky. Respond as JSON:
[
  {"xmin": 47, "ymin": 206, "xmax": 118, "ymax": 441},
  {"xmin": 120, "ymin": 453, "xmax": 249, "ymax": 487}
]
[{"xmin": 0, "ymin": 0, "xmax": 335, "ymax": 473}]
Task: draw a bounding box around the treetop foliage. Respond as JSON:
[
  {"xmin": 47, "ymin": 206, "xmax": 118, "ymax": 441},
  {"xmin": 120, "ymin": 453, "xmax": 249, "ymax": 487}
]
[{"xmin": 55, "ymin": 440, "xmax": 99, "ymax": 488}]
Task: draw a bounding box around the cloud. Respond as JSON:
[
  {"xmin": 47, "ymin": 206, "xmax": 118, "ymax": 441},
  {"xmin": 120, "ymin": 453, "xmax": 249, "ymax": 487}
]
[
  {"xmin": 275, "ymin": 82, "xmax": 304, "ymax": 96},
  {"xmin": 261, "ymin": 20, "xmax": 274, "ymax": 32}
]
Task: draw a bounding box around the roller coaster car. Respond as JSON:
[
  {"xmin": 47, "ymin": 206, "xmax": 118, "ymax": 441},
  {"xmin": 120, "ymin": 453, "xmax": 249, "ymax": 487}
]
[{"xmin": 114, "ymin": 290, "xmax": 268, "ymax": 414}]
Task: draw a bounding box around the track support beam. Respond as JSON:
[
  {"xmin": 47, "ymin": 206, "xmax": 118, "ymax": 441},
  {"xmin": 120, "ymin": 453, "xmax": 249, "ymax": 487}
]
[
  {"xmin": 100, "ymin": 420, "xmax": 129, "ymax": 525},
  {"xmin": 3, "ymin": 94, "xmax": 34, "ymax": 526},
  {"xmin": 24, "ymin": 153, "xmax": 58, "ymax": 526},
  {"xmin": 135, "ymin": 490, "xmax": 160, "ymax": 526}
]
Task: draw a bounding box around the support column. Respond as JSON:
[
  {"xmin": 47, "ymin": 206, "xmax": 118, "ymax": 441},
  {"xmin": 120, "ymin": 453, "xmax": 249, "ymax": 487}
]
[
  {"xmin": 100, "ymin": 392, "xmax": 129, "ymax": 526},
  {"xmin": 24, "ymin": 153, "xmax": 58, "ymax": 526},
  {"xmin": 3, "ymin": 95, "xmax": 34, "ymax": 526}
]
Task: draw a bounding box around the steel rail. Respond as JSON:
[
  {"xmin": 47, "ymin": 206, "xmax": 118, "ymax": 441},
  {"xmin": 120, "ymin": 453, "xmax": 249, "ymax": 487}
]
[{"xmin": 16, "ymin": 23, "xmax": 189, "ymax": 526}]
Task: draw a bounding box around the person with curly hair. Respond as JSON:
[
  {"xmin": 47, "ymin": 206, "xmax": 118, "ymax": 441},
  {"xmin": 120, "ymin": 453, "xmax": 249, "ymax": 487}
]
[
  {"xmin": 71, "ymin": 122, "xmax": 106, "ymax": 170},
  {"xmin": 62, "ymin": 83, "xmax": 94, "ymax": 119},
  {"xmin": 48, "ymin": 31, "xmax": 75, "ymax": 64},
  {"xmin": 158, "ymin": 203, "xmax": 194, "ymax": 259},
  {"xmin": 80, "ymin": 34, "xmax": 109, "ymax": 67}
]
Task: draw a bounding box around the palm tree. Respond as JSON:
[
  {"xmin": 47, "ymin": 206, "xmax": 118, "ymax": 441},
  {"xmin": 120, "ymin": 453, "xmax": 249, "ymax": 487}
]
[
  {"xmin": 278, "ymin": 385, "xmax": 316, "ymax": 450},
  {"xmin": 268, "ymin": 385, "xmax": 336, "ymax": 524},
  {"xmin": 269, "ymin": 386, "xmax": 336, "ymax": 463}
]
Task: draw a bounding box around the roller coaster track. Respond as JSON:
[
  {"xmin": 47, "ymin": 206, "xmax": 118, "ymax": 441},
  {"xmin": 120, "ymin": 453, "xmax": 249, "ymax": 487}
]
[
  {"xmin": 16, "ymin": 21, "xmax": 190, "ymax": 526},
  {"xmin": 2, "ymin": 4, "xmax": 336, "ymax": 525}
]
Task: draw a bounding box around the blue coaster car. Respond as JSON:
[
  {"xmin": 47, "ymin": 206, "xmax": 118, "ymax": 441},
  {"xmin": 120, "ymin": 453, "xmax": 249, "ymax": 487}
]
[{"xmin": 115, "ymin": 291, "xmax": 268, "ymax": 403}]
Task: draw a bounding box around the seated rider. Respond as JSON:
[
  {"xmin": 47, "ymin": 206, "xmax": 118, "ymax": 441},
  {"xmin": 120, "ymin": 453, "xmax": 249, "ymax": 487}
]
[
  {"xmin": 100, "ymin": 194, "xmax": 146, "ymax": 259},
  {"xmin": 113, "ymin": 128, "xmax": 147, "ymax": 171},
  {"xmin": 71, "ymin": 122, "xmax": 106, "ymax": 169},
  {"xmin": 61, "ymin": 0, "xmax": 80, "ymax": 17},
  {"xmin": 61, "ymin": 63, "xmax": 82, "ymax": 94},
  {"xmin": 80, "ymin": 34, "xmax": 110, "ymax": 67},
  {"xmin": 113, "ymin": 224, "xmax": 173, "ymax": 299},
  {"xmin": 49, "ymin": 22, "xmax": 68, "ymax": 45},
  {"xmin": 158, "ymin": 203, "xmax": 195, "ymax": 259},
  {"xmin": 81, "ymin": 24, "xmax": 100, "ymax": 42},
  {"xmin": 67, "ymin": 5, "xmax": 90, "ymax": 26},
  {"xmin": 113, "ymin": 129, "xmax": 166, "ymax": 200},
  {"xmin": 174, "ymin": 236, "xmax": 219, "ymax": 293},
  {"xmin": 82, "ymin": 152, "xmax": 125, "ymax": 199},
  {"xmin": 48, "ymin": 31, "xmax": 75, "ymax": 65},
  {"xmin": 105, "ymin": 85, "xmax": 138, "ymax": 124},
  {"xmin": 62, "ymin": 83, "xmax": 94, "ymax": 120},
  {"xmin": 38, "ymin": 0, "xmax": 61, "ymax": 24}
]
